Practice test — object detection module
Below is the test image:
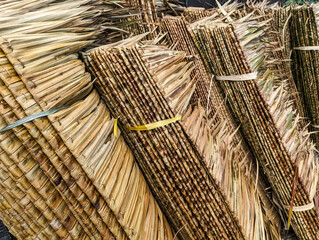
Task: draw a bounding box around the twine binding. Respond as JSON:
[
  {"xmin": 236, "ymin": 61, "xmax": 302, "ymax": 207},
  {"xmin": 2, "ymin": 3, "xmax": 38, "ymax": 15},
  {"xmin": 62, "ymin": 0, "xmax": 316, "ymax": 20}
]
[{"xmin": 215, "ymin": 72, "xmax": 258, "ymax": 81}]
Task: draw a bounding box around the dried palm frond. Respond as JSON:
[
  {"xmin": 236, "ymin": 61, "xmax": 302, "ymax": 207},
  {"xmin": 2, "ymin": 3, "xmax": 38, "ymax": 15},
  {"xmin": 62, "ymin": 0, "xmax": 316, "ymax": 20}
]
[
  {"xmin": 290, "ymin": 5, "xmax": 319, "ymax": 149},
  {"xmin": 0, "ymin": 1, "xmax": 174, "ymax": 239},
  {"xmin": 49, "ymin": 90, "xmax": 174, "ymax": 240},
  {"xmin": 86, "ymin": 37, "xmax": 281, "ymax": 240},
  {"xmin": 189, "ymin": 10, "xmax": 319, "ymax": 240}
]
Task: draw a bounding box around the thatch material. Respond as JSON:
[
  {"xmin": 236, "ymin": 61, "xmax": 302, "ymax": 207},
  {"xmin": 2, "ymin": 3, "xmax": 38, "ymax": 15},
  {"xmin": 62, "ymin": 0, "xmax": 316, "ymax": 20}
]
[
  {"xmin": 189, "ymin": 10, "xmax": 319, "ymax": 240},
  {"xmin": 183, "ymin": 2, "xmax": 239, "ymax": 23},
  {"xmin": 245, "ymin": 2, "xmax": 306, "ymax": 125},
  {"xmin": 184, "ymin": 7, "xmax": 214, "ymax": 23},
  {"xmin": 86, "ymin": 37, "xmax": 281, "ymax": 239},
  {"xmin": 161, "ymin": 16, "xmax": 217, "ymax": 116},
  {"xmin": 0, "ymin": 1, "xmax": 174, "ymax": 239},
  {"xmin": 161, "ymin": 15, "xmax": 281, "ymax": 238},
  {"xmin": 290, "ymin": 5, "xmax": 319, "ymax": 149}
]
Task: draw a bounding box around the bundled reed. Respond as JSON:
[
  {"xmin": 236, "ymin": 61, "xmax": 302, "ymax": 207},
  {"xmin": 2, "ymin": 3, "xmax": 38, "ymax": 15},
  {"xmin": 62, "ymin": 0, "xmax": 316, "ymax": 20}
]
[
  {"xmin": 161, "ymin": 10, "xmax": 281, "ymax": 239},
  {"xmin": 189, "ymin": 11, "xmax": 319, "ymax": 240},
  {"xmin": 120, "ymin": 0, "xmax": 160, "ymax": 39},
  {"xmin": 161, "ymin": 15, "xmax": 217, "ymax": 116},
  {"xmin": 246, "ymin": 2, "xmax": 306, "ymax": 123},
  {"xmin": 183, "ymin": 1, "xmax": 240, "ymax": 23},
  {"xmin": 183, "ymin": 7, "xmax": 214, "ymax": 23},
  {"xmin": 290, "ymin": 4, "xmax": 319, "ymax": 148},
  {"xmin": 0, "ymin": 1, "xmax": 174, "ymax": 239},
  {"xmin": 87, "ymin": 37, "xmax": 281, "ymax": 239}
]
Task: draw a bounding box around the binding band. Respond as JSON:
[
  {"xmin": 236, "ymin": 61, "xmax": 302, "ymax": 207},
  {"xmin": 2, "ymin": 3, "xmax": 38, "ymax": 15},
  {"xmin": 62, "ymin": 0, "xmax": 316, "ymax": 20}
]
[
  {"xmin": 125, "ymin": 116, "xmax": 182, "ymax": 131},
  {"xmin": 282, "ymin": 201, "xmax": 314, "ymax": 212},
  {"xmin": 0, "ymin": 105, "xmax": 69, "ymax": 133},
  {"xmin": 113, "ymin": 116, "xmax": 182, "ymax": 136},
  {"xmin": 294, "ymin": 46, "xmax": 319, "ymax": 51},
  {"xmin": 215, "ymin": 72, "xmax": 258, "ymax": 81}
]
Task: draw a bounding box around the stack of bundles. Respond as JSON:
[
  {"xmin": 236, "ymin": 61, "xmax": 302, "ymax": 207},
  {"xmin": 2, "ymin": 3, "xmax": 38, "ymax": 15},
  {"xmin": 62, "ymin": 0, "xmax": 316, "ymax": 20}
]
[
  {"xmin": 189, "ymin": 11, "xmax": 319, "ymax": 240},
  {"xmin": 271, "ymin": 6, "xmax": 292, "ymax": 58},
  {"xmin": 246, "ymin": 2, "xmax": 306, "ymax": 124},
  {"xmin": 161, "ymin": 9, "xmax": 280, "ymax": 236},
  {"xmin": 0, "ymin": 1, "xmax": 174, "ymax": 239},
  {"xmin": 183, "ymin": 7, "xmax": 214, "ymax": 23},
  {"xmin": 87, "ymin": 38, "xmax": 281, "ymax": 239},
  {"xmin": 161, "ymin": 15, "xmax": 218, "ymax": 116},
  {"xmin": 121, "ymin": 0, "xmax": 159, "ymax": 38},
  {"xmin": 183, "ymin": 2, "xmax": 240, "ymax": 23},
  {"xmin": 290, "ymin": 4, "xmax": 319, "ymax": 148}
]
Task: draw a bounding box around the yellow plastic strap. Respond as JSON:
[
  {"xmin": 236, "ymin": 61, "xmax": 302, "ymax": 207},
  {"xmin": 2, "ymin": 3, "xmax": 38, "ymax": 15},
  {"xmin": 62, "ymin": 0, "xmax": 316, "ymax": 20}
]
[
  {"xmin": 114, "ymin": 118, "xmax": 118, "ymax": 138},
  {"xmin": 125, "ymin": 116, "xmax": 182, "ymax": 131}
]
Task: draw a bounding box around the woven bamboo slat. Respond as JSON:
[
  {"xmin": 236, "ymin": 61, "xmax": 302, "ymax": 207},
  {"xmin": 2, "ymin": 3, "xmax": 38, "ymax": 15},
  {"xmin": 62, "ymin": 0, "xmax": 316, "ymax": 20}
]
[
  {"xmin": 161, "ymin": 12, "xmax": 281, "ymax": 239},
  {"xmin": 0, "ymin": 1, "xmax": 175, "ymax": 239},
  {"xmin": 189, "ymin": 11, "xmax": 319, "ymax": 240},
  {"xmin": 86, "ymin": 38, "xmax": 281, "ymax": 239},
  {"xmin": 290, "ymin": 5, "xmax": 319, "ymax": 149}
]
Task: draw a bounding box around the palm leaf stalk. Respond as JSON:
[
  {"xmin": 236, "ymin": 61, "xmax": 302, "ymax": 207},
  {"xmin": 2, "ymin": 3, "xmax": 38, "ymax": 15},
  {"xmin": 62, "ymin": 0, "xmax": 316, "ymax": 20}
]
[
  {"xmin": 189, "ymin": 11, "xmax": 319, "ymax": 240},
  {"xmin": 86, "ymin": 37, "xmax": 281, "ymax": 239},
  {"xmin": 290, "ymin": 5, "xmax": 319, "ymax": 149},
  {"xmin": 0, "ymin": 1, "xmax": 174, "ymax": 239}
]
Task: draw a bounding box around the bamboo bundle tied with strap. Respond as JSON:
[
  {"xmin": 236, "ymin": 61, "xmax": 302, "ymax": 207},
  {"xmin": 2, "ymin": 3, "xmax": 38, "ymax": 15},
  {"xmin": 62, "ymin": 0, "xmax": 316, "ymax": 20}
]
[
  {"xmin": 86, "ymin": 35, "xmax": 282, "ymax": 239},
  {"xmin": 0, "ymin": 1, "xmax": 174, "ymax": 239},
  {"xmin": 290, "ymin": 4, "xmax": 319, "ymax": 149},
  {"xmin": 189, "ymin": 6, "xmax": 319, "ymax": 239}
]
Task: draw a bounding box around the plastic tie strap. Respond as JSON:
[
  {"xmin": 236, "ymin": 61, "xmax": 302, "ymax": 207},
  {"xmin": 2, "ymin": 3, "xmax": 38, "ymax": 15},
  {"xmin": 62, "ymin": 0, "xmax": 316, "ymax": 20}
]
[
  {"xmin": 114, "ymin": 118, "xmax": 118, "ymax": 138},
  {"xmin": 215, "ymin": 72, "xmax": 257, "ymax": 81},
  {"xmin": 294, "ymin": 46, "xmax": 319, "ymax": 51},
  {"xmin": 113, "ymin": 116, "xmax": 182, "ymax": 136},
  {"xmin": 283, "ymin": 201, "xmax": 314, "ymax": 212},
  {"xmin": 0, "ymin": 105, "xmax": 69, "ymax": 133},
  {"xmin": 125, "ymin": 116, "xmax": 182, "ymax": 131}
]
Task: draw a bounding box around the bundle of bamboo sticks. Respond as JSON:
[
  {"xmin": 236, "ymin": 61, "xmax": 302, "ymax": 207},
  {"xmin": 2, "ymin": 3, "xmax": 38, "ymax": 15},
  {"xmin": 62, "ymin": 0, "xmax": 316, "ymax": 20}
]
[
  {"xmin": 0, "ymin": 1, "xmax": 174, "ymax": 239},
  {"xmin": 86, "ymin": 36, "xmax": 281, "ymax": 239},
  {"xmin": 161, "ymin": 11, "xmax": 281, "ymax": 239},
  {"xmin": 290, "ymin": 4, "xmax": 319, "ymax": 149},
  {"xmin": 189, "ymin": 9, "xmax": 319, "ymax": 239}
]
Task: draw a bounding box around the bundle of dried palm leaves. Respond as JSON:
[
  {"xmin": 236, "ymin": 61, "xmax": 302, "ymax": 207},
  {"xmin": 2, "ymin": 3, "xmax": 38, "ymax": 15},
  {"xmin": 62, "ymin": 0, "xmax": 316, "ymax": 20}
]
[
  {"xmin": 86, "ymin": 36, "xmax": 282, "ymax": 239},
  {"xmin": 0, "ymin": 1, "xmax": 174, "ymax": 239},
  {"xmin": 183, "ymin": 7, "xmax": 214, "ymax": 23},
  {"xmin": 183, "ymin": 1, "xmax": 240, "ymax": 23},
  {"xmin": 245, "ymin": 2, "xmax": 306, "ymax": 123},
  {"xmin": 189, "ymin": 11, "xmax": 319, "ymax": 240},
  {"xmin": 161, "ymin": 11, "xmax": 281, "ymax": 239},
  {"xmin": 161, "ymin": 15, "xmax": 217, "ymax": 116},
  {"xmin": 290, "ymin": 4, "xmax": 319, "ymax": 149}
]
